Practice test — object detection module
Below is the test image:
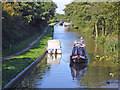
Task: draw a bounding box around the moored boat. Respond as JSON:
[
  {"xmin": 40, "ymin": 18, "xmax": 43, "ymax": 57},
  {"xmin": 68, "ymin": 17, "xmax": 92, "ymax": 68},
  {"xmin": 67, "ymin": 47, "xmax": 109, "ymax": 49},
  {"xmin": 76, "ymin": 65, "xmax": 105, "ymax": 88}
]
[
  {"xmin": 63, "ymin": 22, "xmax": 71, "ymax": 27},
  {"xmin": 47, "ymin": 40, "xmax": 62, "ymax": 54},
  {"xmin": 70, "ymin": 42, "xmax": 88, "ymax": 63},
  {"xmin": 59, "ymin": 21, "xmax": 64, "ymax": 26},
  {"xmin": 64, "ymin": 22, "xmax": 68, "ymax": 27}
]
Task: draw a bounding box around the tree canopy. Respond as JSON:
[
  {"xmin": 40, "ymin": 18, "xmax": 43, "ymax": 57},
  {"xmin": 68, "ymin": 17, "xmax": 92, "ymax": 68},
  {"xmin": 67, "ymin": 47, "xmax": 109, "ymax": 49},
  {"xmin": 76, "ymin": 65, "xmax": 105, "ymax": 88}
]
[
  {"xmin": 64, "ymin": 2, "xmax": 119, "ymax": 37},
  {"xmin": 2, "ymin": 2, "xmax": 57, "ymax": 49},
  {"xmin": 64, "ymin": 2, "xmax": 119, "ymax": 53}
]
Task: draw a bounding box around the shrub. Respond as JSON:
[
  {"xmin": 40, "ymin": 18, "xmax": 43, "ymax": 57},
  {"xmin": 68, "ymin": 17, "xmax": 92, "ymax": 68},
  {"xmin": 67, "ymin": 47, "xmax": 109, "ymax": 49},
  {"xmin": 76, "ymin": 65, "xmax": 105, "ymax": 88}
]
[
  {"xmin": 104, "ymin": 39, "xmax": 118, "ymax": 53},
  {"xmin": 95, "ymin": 35, "xmax": 105, "ymax": 43}
]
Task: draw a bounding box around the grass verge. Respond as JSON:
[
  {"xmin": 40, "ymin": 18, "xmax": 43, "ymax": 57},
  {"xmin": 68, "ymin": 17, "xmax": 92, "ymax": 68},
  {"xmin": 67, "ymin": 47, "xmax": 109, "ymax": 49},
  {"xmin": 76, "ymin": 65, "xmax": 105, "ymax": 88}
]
[
  {"xmin": 2, "ymin": 26, "xmax": 53, "ymax": 87},
  {"xmin": 2, "ymin": 32, "xmax": 41, "ymax": 57},
  {"xmin": 49, "ymin": 22, "xmax": 57, "ymax": 27}
]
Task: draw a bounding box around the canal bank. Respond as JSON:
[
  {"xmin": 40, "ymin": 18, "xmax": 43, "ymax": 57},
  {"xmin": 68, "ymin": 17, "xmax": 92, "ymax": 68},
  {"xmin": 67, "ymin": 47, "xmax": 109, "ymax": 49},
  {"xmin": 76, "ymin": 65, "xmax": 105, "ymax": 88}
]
[
  {"xmin": 2, "ymin": 26, "xmax": 54, "ymax": 87},
  {"xmin": 14, "ymin": 24, "xmax": 118, "ymax": 88},
  {"xmin": 2, "ymin": 26, "xmax": 49, "ymax": 61}
]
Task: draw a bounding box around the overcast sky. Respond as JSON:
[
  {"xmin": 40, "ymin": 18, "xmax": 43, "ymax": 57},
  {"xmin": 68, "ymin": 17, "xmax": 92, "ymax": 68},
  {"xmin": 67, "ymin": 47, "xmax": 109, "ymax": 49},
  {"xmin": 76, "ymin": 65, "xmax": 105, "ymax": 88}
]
[{"xmin": 52, "ymin": 0, "xmax": 74, "ymax": 14}]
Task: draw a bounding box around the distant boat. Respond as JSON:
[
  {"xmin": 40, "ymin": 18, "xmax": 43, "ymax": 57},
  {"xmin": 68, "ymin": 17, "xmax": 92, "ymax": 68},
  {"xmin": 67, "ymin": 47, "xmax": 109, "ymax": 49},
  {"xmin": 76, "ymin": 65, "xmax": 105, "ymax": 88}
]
[
  {"xmin": 64, "ymin": 22, "xmax": 71, "ymax": 27},
  {"xmin": 59, "ymin": 21, "xmax": 64, "ymax": 26}
]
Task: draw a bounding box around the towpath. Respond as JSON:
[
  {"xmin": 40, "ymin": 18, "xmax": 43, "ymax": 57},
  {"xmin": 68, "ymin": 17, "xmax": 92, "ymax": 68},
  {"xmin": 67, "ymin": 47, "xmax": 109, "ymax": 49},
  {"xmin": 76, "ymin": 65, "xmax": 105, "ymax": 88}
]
[{"xmin": 1, "ymin": 25, "xmax": 49, "ymax": 61}]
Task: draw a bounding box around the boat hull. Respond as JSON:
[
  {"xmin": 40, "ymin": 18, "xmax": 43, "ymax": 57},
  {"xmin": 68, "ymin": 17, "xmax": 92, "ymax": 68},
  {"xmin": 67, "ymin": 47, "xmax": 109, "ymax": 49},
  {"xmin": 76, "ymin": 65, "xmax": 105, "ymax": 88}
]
[
  {"xmin": 48, "ymin": 49, "xmax": 62, "ymax": 54},
  {"xmin": 59, "ymin": 23, "xmax": 63, "ymax": 26},
  {"xmin": 59, "ymin": 21, "xmax": 64, "ymax": 26},
  {"xmin": 70, "ymin": 55, "xmax": 88, "ymax": 63},
  {"xmin": 64, "ymin": 25, "xmax": 68, "ymax": 27}
]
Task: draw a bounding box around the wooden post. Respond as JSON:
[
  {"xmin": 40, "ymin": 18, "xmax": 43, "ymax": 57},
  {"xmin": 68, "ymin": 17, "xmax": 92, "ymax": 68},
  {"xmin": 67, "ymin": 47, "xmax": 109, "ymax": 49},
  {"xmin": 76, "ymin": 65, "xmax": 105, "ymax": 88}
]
[{"xmin": 95, "ymin": 21, "xmax": 98, "ymax": 38}]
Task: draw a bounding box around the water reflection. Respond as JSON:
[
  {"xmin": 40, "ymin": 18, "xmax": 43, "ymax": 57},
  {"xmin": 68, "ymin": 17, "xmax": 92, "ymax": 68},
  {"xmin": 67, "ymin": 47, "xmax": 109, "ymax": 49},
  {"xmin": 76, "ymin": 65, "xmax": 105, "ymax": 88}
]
[
  {"xmin": 69, "ymin": 62, "xmax": 87, "ymax": 80},
  {"xmin": 46, "ymin": 53, "xmax": 62, "ymax": 65},
  {"xmin": 15, "ymin": 58, "xmax": 50, "ymax": 88}
]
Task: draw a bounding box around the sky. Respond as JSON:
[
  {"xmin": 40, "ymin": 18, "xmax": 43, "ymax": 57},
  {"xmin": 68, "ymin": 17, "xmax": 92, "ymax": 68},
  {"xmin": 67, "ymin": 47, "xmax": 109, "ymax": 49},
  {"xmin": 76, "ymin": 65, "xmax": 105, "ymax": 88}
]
[{"xmin": 52, "ymin": 0, "xmax": 74, "ymax": 14}]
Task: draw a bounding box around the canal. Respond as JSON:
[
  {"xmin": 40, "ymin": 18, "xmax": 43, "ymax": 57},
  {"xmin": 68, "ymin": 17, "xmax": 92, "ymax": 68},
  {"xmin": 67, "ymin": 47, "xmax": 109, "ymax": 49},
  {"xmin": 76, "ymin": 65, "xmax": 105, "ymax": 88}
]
[{"xmin": 15, "ymin": 24, "xmax": 118, "ymax": 88}]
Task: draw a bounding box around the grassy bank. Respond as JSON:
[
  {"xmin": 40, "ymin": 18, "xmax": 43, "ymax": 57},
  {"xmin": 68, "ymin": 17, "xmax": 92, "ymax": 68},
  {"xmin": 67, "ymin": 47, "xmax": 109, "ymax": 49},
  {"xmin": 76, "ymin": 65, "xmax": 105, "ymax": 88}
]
[
  {"xmin": 49, "ymin": 22, "xmax": 58, "ymax": 27},
  {"xmin": 2, "ymin": 26, "xmax": 53, "ymax": 87},
  {"xmin": 2, "ymin": 31, "xmax": 42, "ymax": 57}
]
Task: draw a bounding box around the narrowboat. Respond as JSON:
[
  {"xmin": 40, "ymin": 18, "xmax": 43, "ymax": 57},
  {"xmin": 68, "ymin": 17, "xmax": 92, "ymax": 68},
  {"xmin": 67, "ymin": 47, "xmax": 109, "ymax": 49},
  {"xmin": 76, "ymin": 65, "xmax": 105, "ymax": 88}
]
[{"xmin": 70, "ymin": 43, "xmax": 88, "ymax": 63}]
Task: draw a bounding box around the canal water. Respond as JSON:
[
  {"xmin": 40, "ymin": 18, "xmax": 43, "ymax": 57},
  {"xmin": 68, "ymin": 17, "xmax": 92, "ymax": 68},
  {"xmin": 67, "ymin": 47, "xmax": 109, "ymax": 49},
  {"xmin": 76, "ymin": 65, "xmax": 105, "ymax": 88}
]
[{"xmin": 15, "ymin": 24, "xmax": 118, "ymax": 88}]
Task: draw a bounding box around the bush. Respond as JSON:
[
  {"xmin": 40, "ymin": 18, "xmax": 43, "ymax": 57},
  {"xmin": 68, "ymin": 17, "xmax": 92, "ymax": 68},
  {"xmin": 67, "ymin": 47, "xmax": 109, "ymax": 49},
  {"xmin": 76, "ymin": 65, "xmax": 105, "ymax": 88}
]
[
  {"xmin": 49, "ymin": 22, "xmax": 57, "ymax": 27},
  {"xmin": 104, "ymin": 39, "xmax": 118, "ymax": 53},
  {"xmin": 95, "ymin": 35, "xmax": 106, "ymax": 43}
]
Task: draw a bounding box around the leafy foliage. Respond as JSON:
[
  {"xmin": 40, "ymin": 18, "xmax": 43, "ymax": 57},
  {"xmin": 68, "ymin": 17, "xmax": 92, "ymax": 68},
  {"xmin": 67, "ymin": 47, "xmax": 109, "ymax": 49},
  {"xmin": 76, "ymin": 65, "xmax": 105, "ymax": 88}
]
[
  {"xmin": 104, "ymin": 37, "xmax": 118, "ymax": 52},
  {"xmin": 54, "ymin": 13, "xmax": 68, "ymax": 22},
  {"xmin": 95, "ymin": 35, "xmax": 105, "ymax": 44},
  {"xmin": 64, "ymin": 2, "xmax": 119, "ymax": 53},
  {"xmin": 2, "ymin": 2, "xmax": 57, "ymax": 53},
  {"xmin": 64, "ymin": 2, "xmax": 119, "ymax": 34}
]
